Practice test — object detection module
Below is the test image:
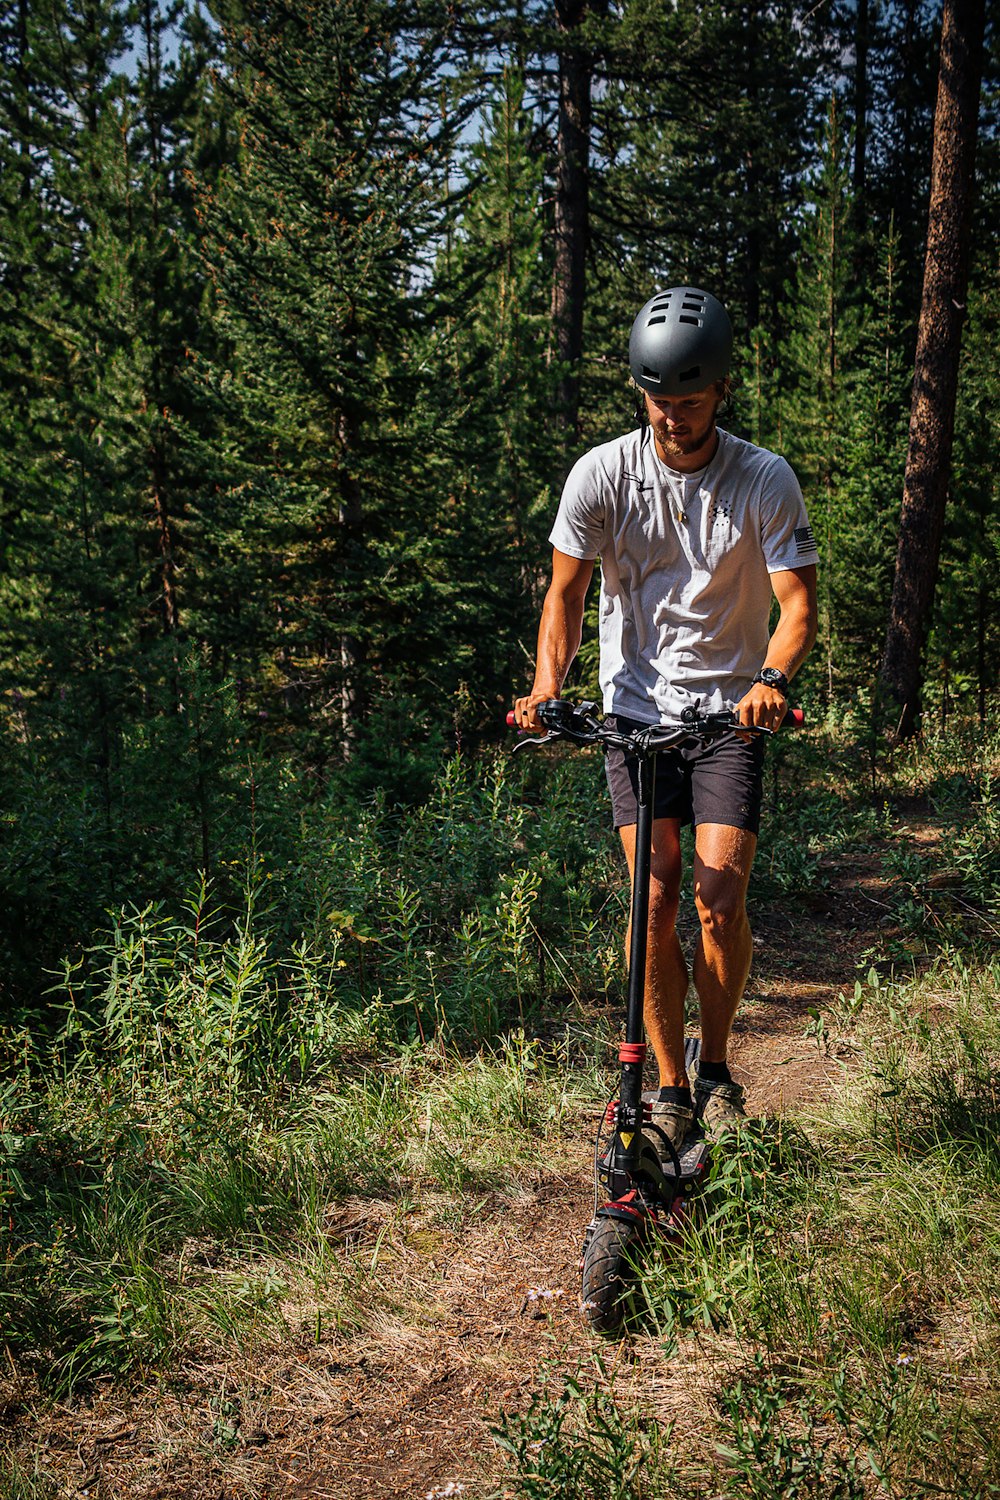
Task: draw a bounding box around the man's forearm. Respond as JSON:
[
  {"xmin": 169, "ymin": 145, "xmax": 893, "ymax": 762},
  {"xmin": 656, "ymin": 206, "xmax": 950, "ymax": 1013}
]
[
  {"xmin": 531, "ymin": 587, "xmax": 585, "ymax": 696},
  {"xmin": 762, "ymin": 607, "xmax": 817, "ymax": 683},
  {"xmin": 762, "ymin": 565, "xmax": 818, "ymax": 684},
  {"xmin": 515, "ymin": 552, "xmax": 594, "ymax": 731}
]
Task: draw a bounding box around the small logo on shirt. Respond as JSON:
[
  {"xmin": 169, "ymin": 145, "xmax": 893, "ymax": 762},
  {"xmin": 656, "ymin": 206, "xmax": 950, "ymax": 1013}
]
[{"xmin": 794, "ymin": 524, "xmax": 817, "ymax": 556}]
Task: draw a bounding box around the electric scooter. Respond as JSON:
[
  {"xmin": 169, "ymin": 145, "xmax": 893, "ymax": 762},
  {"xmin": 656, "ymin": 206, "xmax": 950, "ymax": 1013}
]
[{"xmin": 508, "ymin": 697, "xmax": 802, "ymax": 1337}]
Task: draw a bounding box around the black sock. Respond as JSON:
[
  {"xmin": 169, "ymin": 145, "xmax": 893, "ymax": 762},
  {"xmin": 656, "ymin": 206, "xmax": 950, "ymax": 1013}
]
[
  {"xmin": 697, "ymin": 1060, "xmax": 733, "ymax": 1085},
  {"xmin": 657, "ymin": 1085, "xmax": 693, "ymax": 1108}
]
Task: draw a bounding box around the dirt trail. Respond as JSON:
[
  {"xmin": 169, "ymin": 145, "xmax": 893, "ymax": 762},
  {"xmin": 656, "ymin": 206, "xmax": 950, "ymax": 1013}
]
[
  {"xmin": 281, "ymin": 849, "xmax": 893, "ymax": 1499},
  {"xmin": 4, "ymin": 849, "xmax": 898, "ymax": 1500}
]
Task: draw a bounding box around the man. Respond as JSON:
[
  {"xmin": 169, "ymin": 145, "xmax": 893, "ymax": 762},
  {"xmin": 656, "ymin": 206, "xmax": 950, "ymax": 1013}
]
[{"xmin": 513, "ymin": 287, "xmax": 818, "ymax": 1148}]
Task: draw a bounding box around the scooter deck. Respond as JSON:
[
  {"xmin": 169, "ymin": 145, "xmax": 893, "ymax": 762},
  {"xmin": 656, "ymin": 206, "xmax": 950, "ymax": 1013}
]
[
  {"xmin": 664, "ymin": 1131, "xmax": 712, "ymax": 1183},
  {"xmin": 598, "ymin": 1120, "xmax": 711, "ymax": 1197},
  {"xmin": 596, "ymin": 1039, "xmax": 713, "ymax": 1198},
  {"xmin": 639, "ymin": 1083, "xmax": 713, "ymax": 1186}
]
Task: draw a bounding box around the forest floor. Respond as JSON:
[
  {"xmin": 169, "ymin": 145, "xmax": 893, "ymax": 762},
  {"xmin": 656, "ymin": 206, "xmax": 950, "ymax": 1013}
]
[{"xmin": 3, "ymin": 817, "xmax": 936, "ymax": 1500}]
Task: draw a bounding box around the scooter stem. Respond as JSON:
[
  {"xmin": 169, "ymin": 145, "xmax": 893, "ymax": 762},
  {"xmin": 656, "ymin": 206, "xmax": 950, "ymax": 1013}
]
[
  {"xmin": 626, "ymin": 753, "xmax": 656, "ymax": 1046},
  {"xmin": 611, "ymin": 752, "xmax": 657, "ymax": 1172}
]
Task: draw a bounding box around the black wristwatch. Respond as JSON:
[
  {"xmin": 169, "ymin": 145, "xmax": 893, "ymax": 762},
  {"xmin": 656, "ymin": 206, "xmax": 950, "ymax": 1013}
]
[{"xmin": 752, "ymin": 667, "xmax": 789, "ymax": 695}]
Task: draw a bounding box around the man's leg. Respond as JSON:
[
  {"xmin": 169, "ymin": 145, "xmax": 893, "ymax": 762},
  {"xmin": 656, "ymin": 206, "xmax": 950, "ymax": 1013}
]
[
  {"xmin": 619, "ymin": 817, "xmax": 687, "ymax": 1086},
  {"xmin": 691, "ymin": 822, "xmax": 757, "ymax": 1065}
]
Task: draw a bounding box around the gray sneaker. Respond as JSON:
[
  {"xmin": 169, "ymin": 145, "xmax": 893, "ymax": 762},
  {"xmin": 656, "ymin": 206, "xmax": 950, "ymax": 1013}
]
[
  {"xmin": 649, "ymin": 1098, "xmax": 696, "ymax": 1158},
  {"xmin": 693, "ymin": 1075, "xmax": 747, "ymax": 1135}
]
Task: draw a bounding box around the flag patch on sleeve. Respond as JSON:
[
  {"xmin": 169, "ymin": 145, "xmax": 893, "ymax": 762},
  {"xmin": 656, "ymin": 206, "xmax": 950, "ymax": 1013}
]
[{"xmin": 794, "ymin": 525, "xmax": 817, "ymax": 556}]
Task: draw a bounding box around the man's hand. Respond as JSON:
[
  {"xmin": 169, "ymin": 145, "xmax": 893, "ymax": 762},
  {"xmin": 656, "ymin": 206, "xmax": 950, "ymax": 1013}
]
[
  {"xmin": 513, "ymin": 690, "xmax": 557, "ymax": 733},
  {"xmin": 735, "ymin": 683, "xmax": 788, "ymax": 731}
]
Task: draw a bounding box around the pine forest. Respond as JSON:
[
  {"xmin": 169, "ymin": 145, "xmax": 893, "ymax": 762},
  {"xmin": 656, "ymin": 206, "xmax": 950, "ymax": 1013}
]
[{"xmin": 2, "ymin": 2, "xmax": 1000, "ymax": 1495}]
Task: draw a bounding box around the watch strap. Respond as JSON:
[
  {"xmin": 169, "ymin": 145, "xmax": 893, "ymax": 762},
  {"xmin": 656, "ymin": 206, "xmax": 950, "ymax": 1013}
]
[{"xmin": 752, "ymin": 668, "xmax": 789, "ymax": 695}]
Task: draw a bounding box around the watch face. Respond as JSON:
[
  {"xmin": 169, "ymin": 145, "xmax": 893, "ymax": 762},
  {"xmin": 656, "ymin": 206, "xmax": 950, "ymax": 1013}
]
[{"xmin": 759, "ymin": 669, "xmax": 787, "ymax": 689}]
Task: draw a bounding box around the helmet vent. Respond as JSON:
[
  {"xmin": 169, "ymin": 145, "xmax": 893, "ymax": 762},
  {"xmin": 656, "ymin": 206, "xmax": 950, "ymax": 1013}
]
[
  {"xmin": 679, "ymin": 314, "xmax": 702, "ymax": 326},
  {"xmin": 642, "ymin": 364, "xmax": 660, "ymax": 379},
  {"xmin": 647, "ymin": 315, "xmax": 666, "ymax": 326},
  {"xmin": 678, "ymin": 365, "xmax": 701, "ymax": 382}
]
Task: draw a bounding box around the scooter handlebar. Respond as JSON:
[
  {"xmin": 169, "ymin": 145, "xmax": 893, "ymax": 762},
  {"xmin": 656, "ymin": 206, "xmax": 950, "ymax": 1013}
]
[{"xmin": 507, "ymin": 705, "xmax": 805, "ymax": 730}]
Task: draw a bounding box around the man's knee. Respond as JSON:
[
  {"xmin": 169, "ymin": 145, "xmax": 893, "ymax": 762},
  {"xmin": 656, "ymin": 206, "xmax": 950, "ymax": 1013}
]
[
  {"xmin": 648, "ymin": 840, "xmax": 682, "ymax": 922},
  {"xmin": 694, "ymin": 882, "xmax": 747, "ymax": 940},
  {"xmin": 647, "ymin": 875, "xmax": 681, "ymax": 933},
  {"xmin": 693, "ymin": 824, "xmax": 754, "ymax": 942}
]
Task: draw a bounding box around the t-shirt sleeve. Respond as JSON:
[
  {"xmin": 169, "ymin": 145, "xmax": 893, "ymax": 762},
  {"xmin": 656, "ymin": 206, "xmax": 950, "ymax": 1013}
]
[
  {"xmin": 548, "ymin": 449, "xmax": 609, "ymax": 560},
  {"xmin": 759, "ymin": 457, "xmax": 820, "ymax": 572}
]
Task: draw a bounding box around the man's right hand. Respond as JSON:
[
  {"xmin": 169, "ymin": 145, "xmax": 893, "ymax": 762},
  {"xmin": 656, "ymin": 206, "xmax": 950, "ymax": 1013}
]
[{"xmin": 512, "ymin": 691, "xmax": 558, "ymax": 733}]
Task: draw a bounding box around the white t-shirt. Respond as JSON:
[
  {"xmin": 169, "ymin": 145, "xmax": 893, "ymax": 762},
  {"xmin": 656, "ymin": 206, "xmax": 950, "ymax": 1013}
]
[{"xmin": 549, "ymin": 425, "xmax": 819, "ymax": 723}]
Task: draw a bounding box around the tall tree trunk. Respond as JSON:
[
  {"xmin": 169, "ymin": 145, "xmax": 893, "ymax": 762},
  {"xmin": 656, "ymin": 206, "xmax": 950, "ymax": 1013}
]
[
  {"xmin": 141, "ymin": 0, "xmax": 178, "ymax": 638},
  {"xmin": 337, "ymin": 406, "xmax": 366, "ymax": 758},
  {"xmin": 877, "ymin": 0, "xmax": 985, "ymax": 738},
  {"xmin": 852, "ymin": 0, "xmax": 868, "ymax": 228},
  {"xmin": 550, "ymin": 0, "xmax": 594, "ymax": 439}
]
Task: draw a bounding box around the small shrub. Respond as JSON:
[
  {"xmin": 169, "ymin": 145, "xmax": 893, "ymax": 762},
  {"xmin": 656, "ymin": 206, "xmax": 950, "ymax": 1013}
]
[{"xmin": 492, "ymin": 1362, "xmax": 675, "ymax": 1500}]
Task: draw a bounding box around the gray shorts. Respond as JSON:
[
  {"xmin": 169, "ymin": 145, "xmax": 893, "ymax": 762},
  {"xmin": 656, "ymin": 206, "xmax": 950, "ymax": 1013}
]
[{"xmin": 604, "ymin": 716, "xmax": 766, "ymax": 832}]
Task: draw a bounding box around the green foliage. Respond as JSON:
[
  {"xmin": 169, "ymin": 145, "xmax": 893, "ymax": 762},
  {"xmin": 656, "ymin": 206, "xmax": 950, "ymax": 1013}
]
[
  {"xmin": 0, "ymin": 743, "xmax": 622, "ymax": 1390},
  {"xmin": 192, "ymin": 0, "xmax": 493, "ymax": 750},
  {"xmin": 933, "ymin": 253, "xmax": 1000, "ymax": 726},
  {"xmin": 492, "ymin": 1362, "xmax": 676, "ymax": 1500},
  {"xmin": 0, "ymin": 646, "xmax": 262, "ymax": 1012},
  {"xmin": 716, "ymin": 1359, "xmax": 868, "ymax": 1499},
  {"xmin": 590, "ymin": 0, "xmax": 832, "ymax": 362}
]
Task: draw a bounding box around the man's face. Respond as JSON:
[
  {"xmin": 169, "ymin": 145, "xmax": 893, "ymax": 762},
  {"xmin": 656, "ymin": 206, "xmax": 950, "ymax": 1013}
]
[{"xmin": 643, "ymin": 384, "xmax": 721, "ymax": 462}]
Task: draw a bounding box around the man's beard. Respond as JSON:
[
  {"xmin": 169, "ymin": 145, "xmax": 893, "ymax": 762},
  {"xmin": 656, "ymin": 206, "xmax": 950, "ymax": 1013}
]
[{"xmin": 656, "ymin": 416, "xmax": 716, "ymax": 460}]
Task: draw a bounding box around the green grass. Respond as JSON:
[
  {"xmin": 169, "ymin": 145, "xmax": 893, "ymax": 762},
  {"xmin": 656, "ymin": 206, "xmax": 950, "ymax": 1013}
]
[
  {"xmin": 0, "ymin": 1027, "xmax": 598, "ymax": 1390},
  {"xmin": 491, "ymin": 1360, "xmax": 679, "ymax": 1500}
]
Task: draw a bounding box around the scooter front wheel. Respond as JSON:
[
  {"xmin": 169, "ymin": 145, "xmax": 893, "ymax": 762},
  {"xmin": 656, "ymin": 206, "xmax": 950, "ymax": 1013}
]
[{"xmin": 580, "ymin": 1215, "xmax": 646, "ymax": 1337}]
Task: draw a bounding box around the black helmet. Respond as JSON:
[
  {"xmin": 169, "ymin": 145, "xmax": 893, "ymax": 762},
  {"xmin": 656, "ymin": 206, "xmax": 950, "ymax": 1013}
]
[{"xmin": 629, "ymin": 287, "xmax": 732, "ymax": 396}]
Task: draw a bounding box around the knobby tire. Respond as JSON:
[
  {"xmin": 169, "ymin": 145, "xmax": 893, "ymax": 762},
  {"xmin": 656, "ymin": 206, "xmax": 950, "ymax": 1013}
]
[{"xmin": 580, "ymin": 1216, "xmax": 646, "ymax": 1337}]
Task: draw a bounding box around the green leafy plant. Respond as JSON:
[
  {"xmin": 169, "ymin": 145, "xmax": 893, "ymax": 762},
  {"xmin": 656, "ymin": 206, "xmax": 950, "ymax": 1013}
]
[{"xmin": 491, "ymin": 1362, "xmax": 675, "ymax": 1500}]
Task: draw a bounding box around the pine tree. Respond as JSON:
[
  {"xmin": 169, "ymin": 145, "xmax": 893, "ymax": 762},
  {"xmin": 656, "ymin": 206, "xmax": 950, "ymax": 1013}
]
[
  {"xmin": 195, "ymin": 0, "xmax": 470, "ymax": 761},
  {"xmin": 434, "ymin": 65, "xmax": 557, "ymax": 720},
  {"xmin": 0, "ymin": 1, "xmax": 227, "ymax": 1004},
  {"xmin": 932, "ymin": 271, "xmax": 1000, "ymax": 728},
  {"xmin": 835, "ymin": 221, "xmax": 911, "ymax": 692},
  {"xmin": 932, "ymin": 52, "xmax": 1000, "ymax": 728},
  {"xmin": 775, "ymin": 97, "xmax": 862, "ymax": 703}
]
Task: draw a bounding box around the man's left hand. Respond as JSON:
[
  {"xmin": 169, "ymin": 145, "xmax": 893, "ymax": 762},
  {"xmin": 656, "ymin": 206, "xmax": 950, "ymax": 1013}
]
[{"xmin": 735, "ymin": 684, "xmax": 788, "ymax": 731}]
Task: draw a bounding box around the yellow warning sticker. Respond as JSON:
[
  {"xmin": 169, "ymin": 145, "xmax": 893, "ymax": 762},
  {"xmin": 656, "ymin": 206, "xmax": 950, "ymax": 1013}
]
[{"xmin": 619, "ymin": 1132, "xmax": 634, "ymax": 1148}]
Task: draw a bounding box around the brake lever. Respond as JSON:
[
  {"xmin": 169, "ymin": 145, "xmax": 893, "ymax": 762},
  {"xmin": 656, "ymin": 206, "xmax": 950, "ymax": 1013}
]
[{"xmin": 511, "ymin": 730, "xmax": 564, "ymax": 755}]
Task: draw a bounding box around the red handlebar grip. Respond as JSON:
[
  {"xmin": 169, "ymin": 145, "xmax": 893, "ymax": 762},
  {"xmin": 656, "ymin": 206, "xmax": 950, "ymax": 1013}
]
[{"xmin": 506, "ymin": 710, "xmax": 517, "ymax": 727}]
